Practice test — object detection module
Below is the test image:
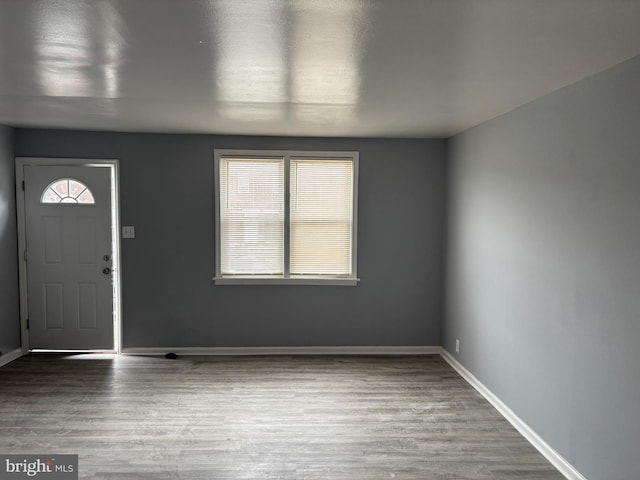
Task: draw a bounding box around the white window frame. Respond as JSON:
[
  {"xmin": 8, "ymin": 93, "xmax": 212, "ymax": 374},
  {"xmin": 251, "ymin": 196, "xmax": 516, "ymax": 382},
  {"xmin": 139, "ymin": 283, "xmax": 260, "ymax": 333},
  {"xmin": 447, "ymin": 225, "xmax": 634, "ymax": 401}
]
[{"xmin": 214, "ymin": 149, "xmax": 359, "ymax": 286}]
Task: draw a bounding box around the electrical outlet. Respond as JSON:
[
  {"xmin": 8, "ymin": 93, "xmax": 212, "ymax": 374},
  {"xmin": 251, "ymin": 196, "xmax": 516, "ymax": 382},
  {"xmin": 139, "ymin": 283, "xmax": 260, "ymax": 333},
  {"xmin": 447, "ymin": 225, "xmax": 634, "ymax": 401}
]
[{"xmin": 455, "ymin": 339, "xmax": 460, "ymax": 353}]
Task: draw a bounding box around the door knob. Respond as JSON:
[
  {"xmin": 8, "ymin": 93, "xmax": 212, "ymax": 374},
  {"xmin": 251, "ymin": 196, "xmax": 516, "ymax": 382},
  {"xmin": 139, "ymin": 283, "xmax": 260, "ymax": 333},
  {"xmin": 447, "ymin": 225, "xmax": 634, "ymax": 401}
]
[{"xmin": 102, "ymin": 267, "xmax": 111, "ymax": 275}]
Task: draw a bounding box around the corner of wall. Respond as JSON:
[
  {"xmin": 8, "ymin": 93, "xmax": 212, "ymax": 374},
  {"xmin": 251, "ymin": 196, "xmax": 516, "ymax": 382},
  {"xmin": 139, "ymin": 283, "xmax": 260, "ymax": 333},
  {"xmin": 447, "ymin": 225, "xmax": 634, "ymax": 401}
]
[{"xmin": 0, "ymin": 125, "xmax": 22, "ymax": 354}]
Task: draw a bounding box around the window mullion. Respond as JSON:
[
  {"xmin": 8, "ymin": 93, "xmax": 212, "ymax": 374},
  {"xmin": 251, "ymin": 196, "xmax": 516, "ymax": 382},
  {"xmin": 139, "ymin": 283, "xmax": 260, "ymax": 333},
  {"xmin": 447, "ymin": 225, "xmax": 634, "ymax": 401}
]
[{"xmin": 283, "ymin": 155, "xmax": 291, "ymax": 278}]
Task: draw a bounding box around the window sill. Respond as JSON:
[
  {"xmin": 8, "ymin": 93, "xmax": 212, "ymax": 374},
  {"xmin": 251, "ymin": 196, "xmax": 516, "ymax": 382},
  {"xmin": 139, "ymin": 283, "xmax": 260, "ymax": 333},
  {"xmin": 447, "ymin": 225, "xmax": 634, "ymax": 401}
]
[{"xmin": 213, "ymin": 276, "xmax": 359, "ymax": 286}]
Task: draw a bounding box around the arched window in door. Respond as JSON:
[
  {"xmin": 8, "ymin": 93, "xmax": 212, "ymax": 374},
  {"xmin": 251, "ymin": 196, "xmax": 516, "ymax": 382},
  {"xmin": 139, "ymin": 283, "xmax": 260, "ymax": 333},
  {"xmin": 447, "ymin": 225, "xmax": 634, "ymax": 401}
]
[{"xmin": 41, "ymin": 178, "xmax": 95, "ymax": 204}]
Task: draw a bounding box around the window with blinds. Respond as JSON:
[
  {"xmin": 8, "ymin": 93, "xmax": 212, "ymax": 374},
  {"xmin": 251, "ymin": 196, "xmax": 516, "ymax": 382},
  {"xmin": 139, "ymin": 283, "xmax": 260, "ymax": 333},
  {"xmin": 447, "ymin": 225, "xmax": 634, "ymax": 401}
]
[
  {"xmin": 219, "ymin": 157, "xmax": 284, "ymax": 275},
  {"xmin": 290, "ymin": 159, "xmax": 353, "ymax": 276},
  {"xmin": 214, "ymin": 150, "xmax": 358, "ymax": 285}
]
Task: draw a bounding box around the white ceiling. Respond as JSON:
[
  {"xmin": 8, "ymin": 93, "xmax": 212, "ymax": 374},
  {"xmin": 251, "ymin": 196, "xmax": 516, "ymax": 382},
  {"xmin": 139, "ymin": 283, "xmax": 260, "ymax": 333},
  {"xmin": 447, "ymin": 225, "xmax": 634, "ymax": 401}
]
[{"xmin": 1, "ymin": 0, "xmax": 640, "ymax": 138}]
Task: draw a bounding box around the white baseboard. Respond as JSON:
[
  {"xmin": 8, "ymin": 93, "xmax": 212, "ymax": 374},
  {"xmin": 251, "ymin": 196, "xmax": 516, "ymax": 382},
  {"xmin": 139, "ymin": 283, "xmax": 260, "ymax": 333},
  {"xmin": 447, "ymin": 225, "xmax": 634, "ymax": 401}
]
[
  {"xmin": 122, "ymin": 345, "xmax": 441, "ymax": 356},
  {"xmin": 0, "ymin": 348, "xmax": 23, "ymax": 368},
  {"xmin": 440, "ymin": 349, "xmax": 587, "ymax": 480}
]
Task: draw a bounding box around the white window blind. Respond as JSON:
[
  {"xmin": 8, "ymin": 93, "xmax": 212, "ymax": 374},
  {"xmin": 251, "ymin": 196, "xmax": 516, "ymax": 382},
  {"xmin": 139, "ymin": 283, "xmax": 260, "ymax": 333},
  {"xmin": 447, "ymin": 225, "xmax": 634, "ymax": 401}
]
[
  {"xmin": 219, "ymin": 157, "xmax": 284, "ymax": 275},
  {"xmin": 290, "ymin": 159, "xmax": 353, "ymax": 276}
]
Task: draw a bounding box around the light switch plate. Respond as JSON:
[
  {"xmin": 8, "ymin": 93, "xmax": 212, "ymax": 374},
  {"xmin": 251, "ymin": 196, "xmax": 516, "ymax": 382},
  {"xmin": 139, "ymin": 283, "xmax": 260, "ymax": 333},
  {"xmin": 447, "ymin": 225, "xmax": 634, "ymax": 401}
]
[{"xmin": 122, "ymin": 226, "xmax": 135, "ymax": 238}]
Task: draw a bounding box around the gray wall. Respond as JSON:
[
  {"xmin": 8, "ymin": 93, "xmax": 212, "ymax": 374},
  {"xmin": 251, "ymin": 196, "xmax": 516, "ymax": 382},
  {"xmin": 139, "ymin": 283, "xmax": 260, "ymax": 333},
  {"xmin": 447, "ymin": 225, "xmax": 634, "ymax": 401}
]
[
  {"xmin": 0, "ymin": 125, "xmax": 20, "ymax": 355},
  {"xmin": 445, "ymin": 55, "xmax": 640, "ymax": 480},
  {"xmin": 15, "ymin": 132, "xmax": 446, "ymax": 348}
]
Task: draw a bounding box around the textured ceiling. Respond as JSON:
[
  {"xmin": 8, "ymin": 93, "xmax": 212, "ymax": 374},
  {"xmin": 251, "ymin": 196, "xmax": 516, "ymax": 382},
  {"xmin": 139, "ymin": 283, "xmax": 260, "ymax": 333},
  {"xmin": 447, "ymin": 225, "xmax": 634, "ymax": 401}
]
[{"xmin": 1, "ymin": 0, "xmax": 640, "ymax": 137}]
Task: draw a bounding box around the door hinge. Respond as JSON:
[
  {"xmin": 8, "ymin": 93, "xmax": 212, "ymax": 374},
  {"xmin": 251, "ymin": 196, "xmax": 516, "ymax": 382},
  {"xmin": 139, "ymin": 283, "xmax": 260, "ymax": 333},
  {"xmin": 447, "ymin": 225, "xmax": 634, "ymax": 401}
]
[
  {"xmin": 22, "ymin": 180, "xmax": 25, "ymax": 191},
  {"xmin": 26, "ymin": 319, "xmax": 29, "ymax": 330},
  {"xmin": 23, "ymin": 250, "xmax": 27, "ymax": 262}
]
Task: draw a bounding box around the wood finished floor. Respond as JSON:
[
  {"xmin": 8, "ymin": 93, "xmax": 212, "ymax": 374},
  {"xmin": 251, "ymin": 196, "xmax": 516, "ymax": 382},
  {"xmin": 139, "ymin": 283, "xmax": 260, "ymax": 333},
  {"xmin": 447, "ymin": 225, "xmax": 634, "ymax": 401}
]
[{"xmin": 0, "ymin": 354, "xmax": 564, "ymax": 480}]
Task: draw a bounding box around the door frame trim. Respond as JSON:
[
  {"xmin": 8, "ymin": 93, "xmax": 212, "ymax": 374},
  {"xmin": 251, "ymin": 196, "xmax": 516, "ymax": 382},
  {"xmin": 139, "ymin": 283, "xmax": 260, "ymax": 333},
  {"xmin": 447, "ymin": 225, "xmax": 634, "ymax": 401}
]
[{"xmin": 15, "ymin": 157, "xmax": 122, "ymax": 354}]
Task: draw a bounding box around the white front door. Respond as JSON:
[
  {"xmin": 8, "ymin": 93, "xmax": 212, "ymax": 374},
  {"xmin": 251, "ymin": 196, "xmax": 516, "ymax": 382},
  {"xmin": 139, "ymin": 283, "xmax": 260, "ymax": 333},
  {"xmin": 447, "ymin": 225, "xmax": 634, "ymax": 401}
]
[{"xmin": 23, "ymin": 165, "xmax": 114, "ymax": 350}]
